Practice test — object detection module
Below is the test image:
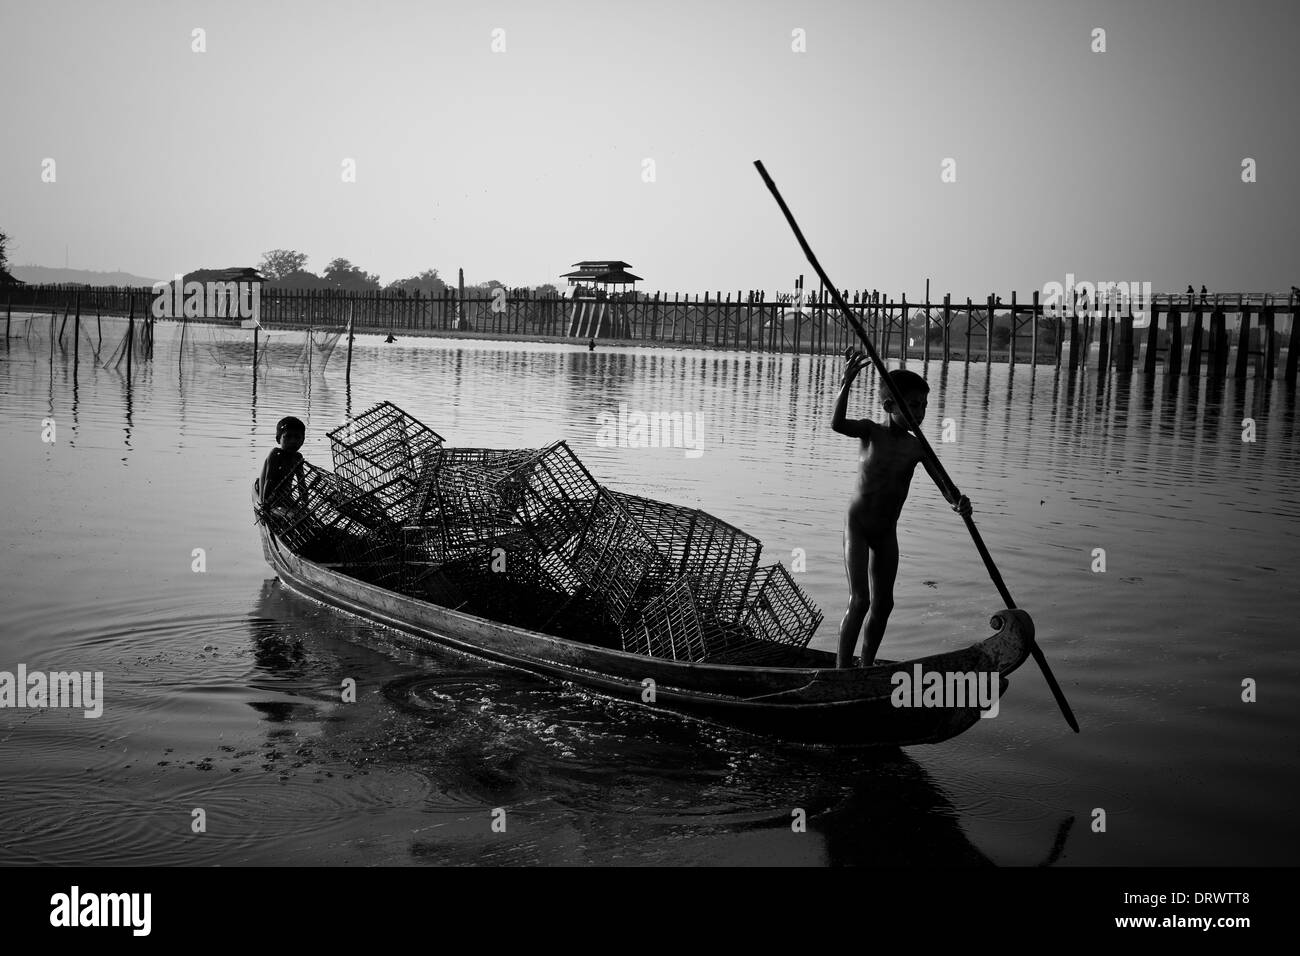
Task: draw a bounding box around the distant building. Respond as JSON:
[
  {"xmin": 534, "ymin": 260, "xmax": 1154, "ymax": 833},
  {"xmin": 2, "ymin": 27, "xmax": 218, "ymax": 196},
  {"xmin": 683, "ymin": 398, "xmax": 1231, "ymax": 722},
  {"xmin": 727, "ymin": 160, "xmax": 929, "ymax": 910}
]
[
  {"xmin": 182, "ymin": 267, "xmax": 265, "ymax": 286},
  {"xmin": 178, "ymin": 267, "xmax": 265, "ymax": 321},
  {"xmin": 561, "ymin": 261, "xmax": 643, "ymax": 338},
  {"xmin": 561, "ymin": 260, "xmax": 642, "ymax": 299}
]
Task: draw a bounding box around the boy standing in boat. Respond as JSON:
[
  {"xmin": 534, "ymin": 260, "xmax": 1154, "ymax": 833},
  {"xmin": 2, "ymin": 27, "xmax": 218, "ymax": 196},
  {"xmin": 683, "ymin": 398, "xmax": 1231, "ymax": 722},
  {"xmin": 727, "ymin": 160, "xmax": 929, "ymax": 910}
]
[{"xmin": 832, "ymin": 354, "xmax": 970, "ymax": 667}]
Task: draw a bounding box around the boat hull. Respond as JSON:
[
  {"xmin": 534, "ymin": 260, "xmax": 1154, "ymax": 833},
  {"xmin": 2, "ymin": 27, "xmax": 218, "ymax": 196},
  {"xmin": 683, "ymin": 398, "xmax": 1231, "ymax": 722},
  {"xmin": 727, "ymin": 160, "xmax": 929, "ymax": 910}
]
[{"xmin": 256, "ymin": 496, "xmax": 1034, "ymax": 746}]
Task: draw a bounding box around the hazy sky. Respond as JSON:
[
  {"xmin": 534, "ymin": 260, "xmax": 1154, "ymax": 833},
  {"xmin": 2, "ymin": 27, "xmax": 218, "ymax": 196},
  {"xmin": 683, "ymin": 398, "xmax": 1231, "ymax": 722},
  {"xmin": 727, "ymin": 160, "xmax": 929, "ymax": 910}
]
[{"xmin": 1, "ymin": 0, "xmax": 1296, "ymax": 298}]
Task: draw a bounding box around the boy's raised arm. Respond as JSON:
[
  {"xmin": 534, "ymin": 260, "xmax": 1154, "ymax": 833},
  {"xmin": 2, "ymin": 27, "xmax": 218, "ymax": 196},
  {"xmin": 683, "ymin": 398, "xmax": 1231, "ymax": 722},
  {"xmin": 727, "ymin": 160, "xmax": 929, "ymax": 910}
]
[{"xmin": 832, "ymin": 352, "xmax": 872, "ymax": 438}]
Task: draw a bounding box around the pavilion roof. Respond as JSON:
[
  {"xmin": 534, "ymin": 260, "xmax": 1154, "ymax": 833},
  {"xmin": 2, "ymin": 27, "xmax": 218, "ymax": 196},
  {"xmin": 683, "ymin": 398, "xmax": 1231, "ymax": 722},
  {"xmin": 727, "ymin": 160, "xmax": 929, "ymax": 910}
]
[{"xmin": 561, "ymin": 260, "xmax": 641, "ymax": 283}]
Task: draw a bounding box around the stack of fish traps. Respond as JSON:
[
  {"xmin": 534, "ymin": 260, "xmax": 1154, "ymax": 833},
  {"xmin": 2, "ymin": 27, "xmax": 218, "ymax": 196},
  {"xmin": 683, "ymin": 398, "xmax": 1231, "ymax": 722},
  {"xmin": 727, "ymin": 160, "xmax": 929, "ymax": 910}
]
[{"xmin": 258, "ymin": 402, "xmax": 823, "ymax": 665}]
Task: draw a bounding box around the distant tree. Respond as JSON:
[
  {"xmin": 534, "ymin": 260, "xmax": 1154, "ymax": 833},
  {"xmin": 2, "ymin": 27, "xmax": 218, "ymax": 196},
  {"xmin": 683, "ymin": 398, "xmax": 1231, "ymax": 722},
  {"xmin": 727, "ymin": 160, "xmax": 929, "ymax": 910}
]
[
  {"xmin": 531, "ymin": 283, "xmax": 561, "ymax": 297},
  {"xmin": 267, "ymin": 269, "xmax": 331, "ymax": 290},
  {"xmin": 259, "ymin": 249, "xmax": 309, "ymax": 281},
  {"xmin": 323, "ymin": 258, "xmax": 381, "ymax": 292},
  {"xmin": 992, "ymin": 325, "xmax": 1012, "ymax": 349},
  {"xmin": 385, "ymin": 269, "xmax": 448, "ymax": 296},
  {"xmin": 0, "ymin": 228, "xmax": 17, "ymax": 285},
  {"xmin": 460, "ymin": 279, "xmax": 508, "ymax": 298}
]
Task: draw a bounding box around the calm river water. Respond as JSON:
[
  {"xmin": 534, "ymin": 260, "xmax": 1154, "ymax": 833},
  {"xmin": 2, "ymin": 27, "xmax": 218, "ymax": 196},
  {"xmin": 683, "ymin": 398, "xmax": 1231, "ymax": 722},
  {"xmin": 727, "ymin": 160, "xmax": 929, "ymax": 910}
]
[{"xmin": 1, "ymin": 319, "xmax": 1296, "ymax": 865}]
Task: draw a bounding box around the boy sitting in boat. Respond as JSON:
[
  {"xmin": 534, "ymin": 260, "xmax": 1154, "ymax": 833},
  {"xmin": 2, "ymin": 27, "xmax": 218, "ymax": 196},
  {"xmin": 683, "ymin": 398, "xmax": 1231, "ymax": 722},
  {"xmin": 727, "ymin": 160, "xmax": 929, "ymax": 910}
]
[
  {"xmin": 257, "ymin": 416, "xmax": 308, "ymax": 506},
  {"xmin": 832, "ymin": 353, "xmax": 970, "ymax": 667}
]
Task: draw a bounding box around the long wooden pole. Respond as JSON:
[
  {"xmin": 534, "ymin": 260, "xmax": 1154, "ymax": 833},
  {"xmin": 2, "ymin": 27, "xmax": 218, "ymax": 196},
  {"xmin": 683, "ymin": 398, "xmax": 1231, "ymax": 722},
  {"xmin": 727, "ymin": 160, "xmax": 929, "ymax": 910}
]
[
  {"xmin": 125, "ymin": 292, "xmax": 134, "ymax": 379},
  {"xmin": 345, "ymin": 297, "xmax": 355, "ymax": 383},
  {"xmin": 753, "ymin": 159, "xmax": 1078, "ymax": 733}
]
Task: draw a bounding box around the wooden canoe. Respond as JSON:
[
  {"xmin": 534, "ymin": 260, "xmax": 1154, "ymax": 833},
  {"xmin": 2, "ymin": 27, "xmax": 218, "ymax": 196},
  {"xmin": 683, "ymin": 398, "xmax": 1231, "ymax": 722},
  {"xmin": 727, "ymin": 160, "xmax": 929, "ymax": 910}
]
[{"xmin": 255, "ymin": 487, "xmax": 1034, "ymax": 747}]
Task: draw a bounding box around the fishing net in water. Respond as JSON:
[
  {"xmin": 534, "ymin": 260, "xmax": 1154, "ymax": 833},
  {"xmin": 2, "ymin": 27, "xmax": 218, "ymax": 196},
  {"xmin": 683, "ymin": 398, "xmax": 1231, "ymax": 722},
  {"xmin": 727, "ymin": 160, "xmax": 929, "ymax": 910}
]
[
  {"xmin": 7, "ymin": 311, "xmax": 71, "ymax": 352},
  {"xmin": 171, "ymin": 320, "xmax": 343, "ymax": 374},
  {"xmin": 5, "ymin": 309, "xmax": 150, "ymax": 368},
  {"xmin": 269, "ymin": 402, "xmax": 823, "ymax": 663},
  {"xmin": 101, "ymin": 315, "xmax": 154, "ymax": 369}
]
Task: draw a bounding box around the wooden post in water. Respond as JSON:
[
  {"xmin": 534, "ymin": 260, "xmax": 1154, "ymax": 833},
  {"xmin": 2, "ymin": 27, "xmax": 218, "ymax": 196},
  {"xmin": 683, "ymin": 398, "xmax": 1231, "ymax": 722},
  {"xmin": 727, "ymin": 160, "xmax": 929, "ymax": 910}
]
[
  {"xmin": 1188, "ymin": 300, "xmax": 1204, "ymax": 378},
  {"xmin": 1210, "ymin": 296, "xmax": 1228, "ymax": 378},
  {"xmin": 343, "ymin": 296, "xmax": 354, "ymax": 382},
  {"xmin": 812, "ymin": 288, "xmax": 820, "ymax": 354},
  {"xmin": 1285, "ymin": 293, "xmax": 1299, "ymax": 386},
  {"xmin": 898, "ymin": 295, "xmax": 908, "ymax": 362},
  {"xmin": 1031, "ymin": 291, "xmax": 1039, "ymax": 366},
  {"xmin": 1009, "ymin": 291, "xmax": 1018, "ymax": 367},
  {"xmin": 700, "ymin": 291, "xmax": 710, "ymax": 347},
  {"xmin": 962, "ymin": 297, "xmax": 972, "ymax": 361},
  {"xmin": 1261, "ymin": 298, "xmax": 1276, "ymax": 380},
  {"xmin": 73, "ymin": 292, "xmax": 80, "ymax": 372},
  {"xmin": 875, "ymin": 290, "xmax": 883, "ymax": 346},
  {"xmin": 942, "ymin": 294, "xmax": 951, "ymax": 362},
  {"xmin": 732, "ymin": 289, "xmax": 741, "ymax": 350},
  {"xmin": 1167, "ymin": 305, "xmax": 1183, "ymax": 377},
  {"xmin": 924, "ymin": 286, "xmax": 932, "ymax": 363},
  {"xmin": 815, "ymin": 280, "xmax": 824, "ymax": 354},
  {"xmin": 744, "ymin": 291, "xmax": 752, "ymax": 351},
  {"xmin": 1068, "ymin": 292, "xmax": 1080, "ymax": 370},
  {"xmin": 728, "ymin": 291, "xmax": 738, "ymax": 351},
  {"xmin": 890, "ymin": 295, "xmax": 900, "ymax": 362},
  {"xmin": 1119, "ymin": 299, "xmax": 1134, "ymax": 372},
  {"xmin": 880, "ymin": 297, "xmax": 891, "ymax": 360},
  {"xmin": 1143, "ymin": 302, "xmax": 1160, "ymax": 374},
  {"xmin": 125, "ymin": 292, "xmax": 134, "ymax": 380},
  {"xmin": 983, "ymin": 295, "xmax": 993, "ymax": 364},
  {"xmin": 5, "ymin": 289, "xmax": 11, "ymax": 348},
  {"xmin": 1098, "ymin": 296, "xmax": 1110, "ymax": 373},
  {"xmin": 777, "ymin": 291, "xmax": 787, "ymax": 354},
  {"xmin": 1054, "ymin": 301, "xmax": 1063, "ymax": 367},
  {"xmin": 712, "ymin": 289, "xmax": 721, "ymax": 347},
  {"xmin": 1235, "ymin": 300, "xmax": 1252, "ymax": 378}
]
